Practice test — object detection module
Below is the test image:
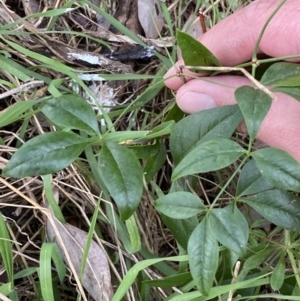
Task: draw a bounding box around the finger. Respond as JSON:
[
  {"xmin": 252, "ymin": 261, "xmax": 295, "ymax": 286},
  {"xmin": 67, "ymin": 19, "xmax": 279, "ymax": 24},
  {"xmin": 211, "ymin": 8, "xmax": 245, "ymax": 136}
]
[
  {"xmin": 165, "ymin": 0, "xmax": 300, "ymax": 90},
  {"xmin": 176, "ymin": 75, "xmax": 250, "ymax": 112},
  {"xmin": 176, "ymin": 75, "xmax": 300, "ymax": 161}
]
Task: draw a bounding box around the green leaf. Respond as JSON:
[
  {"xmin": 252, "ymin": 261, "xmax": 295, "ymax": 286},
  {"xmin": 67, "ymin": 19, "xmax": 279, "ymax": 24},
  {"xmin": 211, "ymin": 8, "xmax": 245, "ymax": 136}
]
[
  {"xmin": 0, "ymin": 100, "xmax": 38, "ymax": 127},
  {"xmin": 0, "ymin": 54, "xmax": 53, "ymax": 86},
  {"xmin": 172, "ymin": 138, "xmax": 245, "ymax": 180},
  {"xmin": 125, "ymin": 215, "xmax": 141, "ymax": 253},
  {"xmin": 243, "ymin": 247, "xmax": 275, "ymax": 270},
  {"xmin": 104, "ymin": 131, "xmax": 148, "ymax": 143},
  {"xmin": 188, "ymin": 218, "xmax": 219, "ymax": 296},
  {"xmin": 3, "ymin": 132, "xmax": 92, "ymax": 178},
  {"xmin": 41, "ymin": 95, "xmax": 99, "ymax": 134},
  {"xmin": 99, "ymin": 141, "xmax": 143, "ymax": 220},
  {"xmin": 176, "ymin": 29, "xmax": 221, "ymax": 68},
  {"xmin": 261, "ymin": 62, "xmax": 300, "ymax": 87},
  {"xmin": 39, "ymin": 242, "xmax": 65, "ymax": 301},
  {"xmin": 236, "ymin": 159, "xmax": 274, "ymax": 197},
  {"xmin": 155, "ymin": 192, "xmax": 206, "ymax": 219},
  {"xmin": 112, "ymin": 255, "xmax": 188, "ymax": 301},
  {"xmin": 143, "ymin": 272, "xmax": 192, "ymax": 288},
  {"xmin": 252, "ymin": 147, "xmax": 300, "ymax": 192},
  {"xmin": 170, "ymin": 105, "xmax": 243, "ymax": 164},
  {"xmin": 31, "ymin": 8, "xmax": 77, "ymax": 17},
  {"xmin": 161, "ymin": 214, "xmax": 198, "ymax": 250},
  {"xmin": 134, "ymin": 68, "xmax": 166, "ymax": 106},
  {"xmin": 235, "ymin": 86, "xmax": 272, "ymax": 141},
  {"xmin": 14, "ymin": 267, "xmax": 37, "ymax": 280},
  {"xmin": 0, "ymin": 213, "xmax": 13, "ymax": 284},
  {"xmin": 144, "ymin": 143, "xmax": 166, "ymax": 183},
  {"xmin": 128, "ymin": 141, "xmax": 160, "ymax": 159},
  {"xmin": 39, "ymin": 243, "xmax": 55, "ymax": 301},
  {"xmin": 208, "ymin": 204, "xmax": 248, "ymax": 255},
  {"xmin": 272, "ymin": 86, "xmax": 300, "ymax": 101},
  {"xmin": 270, "ymin": 252, "xmax": 285, "ymax": 290},
  {"xmin": 0, "ymin": 55, "xmax": 31, "ymax": 81},
  {"xmin": 243, "ymin": 190, "xmax": 300, "ymax": 230},
  {"xmin": 0, "ymin": 283, "xmax": 13, "ymax": 296},
  {"xmin": 43, "ymin": 175, "xmax": 65, "ymax": 223},
  {"xmin": 49, "ymin": 244, "xmax": 66, "ymax": 285},
  {"xmin": 145, "ymin": 121, "xmax": 175, "ymax": 140},
  {"xmin": 9, "ymin": 288, "xmax": 19, "ymax": 300},
  {"xmin": 164, "ymin": 103, "xmax": 185, "ymax": 123}
]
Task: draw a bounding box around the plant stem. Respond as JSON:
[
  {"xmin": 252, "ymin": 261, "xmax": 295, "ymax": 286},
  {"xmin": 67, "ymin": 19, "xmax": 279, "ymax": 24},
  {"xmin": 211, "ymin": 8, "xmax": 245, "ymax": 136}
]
[
  {"xmin": 237, "ymin": 53, "xmax": 300, "ymax": 69},
  {"xmin": 251, "ymin": 0, "xmax": 287, "ymax": 79},
  {"xmin": 210, "ymin": 156, "xmax": 248, "ymax": 209}
]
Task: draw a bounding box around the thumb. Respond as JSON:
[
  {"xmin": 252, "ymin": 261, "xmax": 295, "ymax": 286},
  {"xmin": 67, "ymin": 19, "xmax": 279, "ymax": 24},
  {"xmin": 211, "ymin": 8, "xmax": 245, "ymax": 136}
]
[{"xmin": 176, "ymin": 75, "xmax": 250, "ymax": 113}]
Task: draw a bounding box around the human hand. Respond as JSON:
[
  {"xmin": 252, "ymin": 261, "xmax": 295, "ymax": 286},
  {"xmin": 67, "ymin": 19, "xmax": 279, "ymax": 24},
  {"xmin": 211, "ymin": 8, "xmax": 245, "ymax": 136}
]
[{"xmin": 164, "ymin": 0, "xmax": 300, "ymax": 161}]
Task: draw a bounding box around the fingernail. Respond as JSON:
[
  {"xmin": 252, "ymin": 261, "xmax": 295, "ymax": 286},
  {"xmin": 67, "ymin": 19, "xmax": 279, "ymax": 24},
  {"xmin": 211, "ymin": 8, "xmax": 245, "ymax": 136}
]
[{"xmin": 178, "ymin": 92, "xmax": 216, "ymax": 111}]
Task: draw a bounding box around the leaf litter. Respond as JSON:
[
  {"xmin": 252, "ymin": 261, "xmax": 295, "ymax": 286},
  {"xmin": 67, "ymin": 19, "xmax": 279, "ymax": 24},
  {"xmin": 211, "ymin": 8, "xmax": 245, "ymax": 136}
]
[{"xmin": 46, "ymin": 188, "xmax": 113, "ymax": 301}]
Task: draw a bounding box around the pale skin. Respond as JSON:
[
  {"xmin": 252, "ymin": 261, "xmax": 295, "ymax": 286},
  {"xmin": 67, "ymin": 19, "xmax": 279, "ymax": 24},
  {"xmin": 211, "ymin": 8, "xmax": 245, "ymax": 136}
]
[{"xmin": 164, "ymin": 0, "xmax": 300, "ymax": 161}]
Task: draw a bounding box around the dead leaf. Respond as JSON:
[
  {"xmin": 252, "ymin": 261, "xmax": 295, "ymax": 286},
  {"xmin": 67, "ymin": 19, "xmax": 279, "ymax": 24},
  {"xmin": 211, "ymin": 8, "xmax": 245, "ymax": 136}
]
[
  {"xmin": 111, "ymin": 0, "xmax": 143, "ymax": 36},
  {"xmin": 182, "ymin": 12, "xmax": 203, "ymax": 39},
  {"xmin": 46, "ymin": 190, "xmax": 113, "ymax": 301},
  {"xmin": 90, "ymin": 0, "xmax": 101, "ymax": 6},
  {"xmin": 138, "ymin": 0, "xmax": 164, "ymax": 39},
  {"xmin": 47, "ymin": 219, "xmax": 113, "ymax": 300},
  {"xmin": 22, "ymin": 0, "xmax": 42, "ymax": 16},
  {"xmin": 96, "ymin": 14, "xmax": 111, "ymax": 30}
]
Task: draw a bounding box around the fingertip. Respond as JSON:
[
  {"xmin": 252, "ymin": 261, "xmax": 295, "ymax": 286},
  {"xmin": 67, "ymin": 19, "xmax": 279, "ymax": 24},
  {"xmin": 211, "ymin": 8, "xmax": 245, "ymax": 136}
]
[
  {"xmin": 164, "ymin": 65, "xmax": 205, "ymax": 90},
  {"xmin": 164, "ymin": 58, "xmax": 190, "ymax": 90},
  {"xmin": 163, "ymin": 66, "xmax": 181, "ymax": 90}
]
